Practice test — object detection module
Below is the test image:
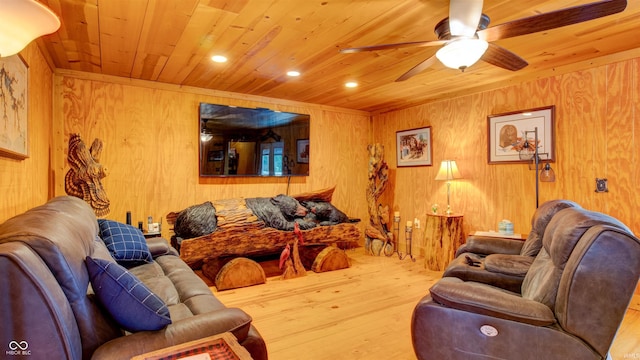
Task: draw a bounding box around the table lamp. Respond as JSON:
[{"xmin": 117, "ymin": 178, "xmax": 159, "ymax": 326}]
[{"xmin": 435, "ymin": 160, "xmax": 462, "ymax": 215}]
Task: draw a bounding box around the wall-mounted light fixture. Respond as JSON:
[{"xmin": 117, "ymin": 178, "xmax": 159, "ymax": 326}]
[
  {"xmin": 200, "ymin": 133, "xmax": 213, "ymax": 142},
  {"xmin": 0, "ymin": 0, "xmax": 60, "ymax": 57}
]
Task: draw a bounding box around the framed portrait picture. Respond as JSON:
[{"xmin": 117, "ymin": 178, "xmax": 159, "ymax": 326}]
[
  {"xmin": 297, "ymin": 139, "xmax": 309, "ymax": 163},
  {"xmin": 487, "ymin": 106, "xmax": 555, "ymax": 164},
  {"xmin": 0, "ymin": 55, "xmax": 29, "ymax": 159},
  {"xmin": 396, "ymin": 126, "xmax": 432, "ymax": 167}
]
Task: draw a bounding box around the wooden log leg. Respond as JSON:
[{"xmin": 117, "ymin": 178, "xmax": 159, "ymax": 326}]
[
  {"xmin": 299, "ymin": 245, "xmax": 329, "ymax": 269},
  {"xmin": 202, "ymin": 257, "xmax": 226, "ymax": 281},
  {"xmin": 214, "ymin": 257, "xmax": 266, "ymax": 291},
  {"xmin": 311, "ymin": 247, "xmax": 350, "ymax": 273}
]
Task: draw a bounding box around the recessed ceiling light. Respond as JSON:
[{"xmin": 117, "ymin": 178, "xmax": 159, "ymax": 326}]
[
  {"xmin": 287, "ymin": 70, "xmax": 300, "ymax": 77},
  {"xmin": 345, "ymin": 81, "xmax": 358, "ymax": 88},
  {"xmin": 211, "ymin": 55, "xmax": 227, "ymax": 63}
]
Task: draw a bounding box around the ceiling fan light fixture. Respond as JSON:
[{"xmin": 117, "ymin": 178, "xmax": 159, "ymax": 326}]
[
  {"xmin": 436, "ymin": 38, "xmax": 488, "ymax": 71},
  {"xmin": 0, "ymin": 0, "xmax": 60, "ymax": 57},
  {"xmin": 200, "ymin": 133, "xmax": 213, "ymax": 142}
]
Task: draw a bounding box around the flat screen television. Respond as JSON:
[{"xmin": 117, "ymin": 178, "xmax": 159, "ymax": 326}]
[{"xmin": 199, "ymin": 103, "xmax": 310, "ymax": 177}]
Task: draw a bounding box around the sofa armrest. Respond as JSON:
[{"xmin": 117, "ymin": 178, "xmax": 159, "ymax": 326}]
[
  {"xmin": 146, "ymin": 237, "xmax": 179, "ymax": 258},
  {"xmin": 429, "ymin": 277, "xmax": 555, "ymax": 326},
  {"xmin": 91, "ymin": 307, "xmax": 252, "ymax": 360},
  {"xmin": 455, "ymin": 236, "xmax": 524, "ymax": 257}
]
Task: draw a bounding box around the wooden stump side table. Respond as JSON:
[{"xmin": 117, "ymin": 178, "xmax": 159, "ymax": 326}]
[{"xmin": 424, "ymin": 213, "xmax": 464, "ymax": 271}]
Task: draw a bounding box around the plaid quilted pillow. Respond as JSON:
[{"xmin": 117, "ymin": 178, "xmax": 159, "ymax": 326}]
[
  {"xmin": 86, "ymin": 257, "xmax": 171, "ymax": 332},
  {"xmin": 97, "ymin": 219, "xmax": 152, "ymax": 266}
]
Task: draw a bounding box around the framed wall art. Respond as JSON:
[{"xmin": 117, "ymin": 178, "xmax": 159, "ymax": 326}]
[
  {"xmin": 396, "ymin": 126, "xmax": 432, "ymax": 167},
  {"xmin": 487, "ymin": 106, "xmax": 555, "ymax": 164},
  {"xmin": 0, "ymin": 55, "xmax": 29, "ymax": 159},
  {"xmin": 296, "ymin": 139, "xmax": 309, "ymax": 163}
]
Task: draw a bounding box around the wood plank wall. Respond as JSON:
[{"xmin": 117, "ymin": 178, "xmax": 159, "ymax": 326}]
[
  {"xmin": 2, "ymin": 44, "xmax": 638, "ymax": 301},
  {"xmin": 373, "ymin": 59, "xmax": 640, "ymax": 262},
  {"xmin": 0, "ymin": 43, "xmax": 54, "ymax": 222},
  {"xmin": 51, "ymin": 71, "xmax": 371, "ymax": 239}
]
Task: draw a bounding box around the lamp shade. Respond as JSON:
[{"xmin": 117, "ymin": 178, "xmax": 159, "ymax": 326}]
[
  {"xmin": 436, "ymin": 38, "xmax": 488, "ymax": 70},
  {"xmin": 0, "ymin": 0, "xmax": 60, "ymax": 57},
  {"xmin": 435, "ymin": 160, "xmax": 462, "ymax": 181},
  {"xmin": 540, "ymin": 163, "xmax": 556, "ymax": 182}
]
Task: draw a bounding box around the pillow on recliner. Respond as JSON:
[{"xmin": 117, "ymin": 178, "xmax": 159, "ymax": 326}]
[
  {"xmin": 97, "ymin": 219, "xmax": 152, "ymax": 266},
  {"xmin": 86, "ymin": 257, "xmax": 171, "ymax": 332}
]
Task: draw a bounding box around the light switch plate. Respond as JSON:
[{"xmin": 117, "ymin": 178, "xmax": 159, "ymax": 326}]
[{"xmin": 595, "ymin": 178, "xmax": 608, "ymax": 193}]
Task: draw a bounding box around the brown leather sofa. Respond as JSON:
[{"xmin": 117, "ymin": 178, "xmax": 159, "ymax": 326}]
[
  {"xmin": 444, "ymin": 199, "xmax": 580, "ymax": 292},
  {"xmin": 0, "ymin": 196, "xmax": 268, "ymax": 360},
  {"xmin": 412, "ymin": 206, "xmax": 640, "ymax": 360}
]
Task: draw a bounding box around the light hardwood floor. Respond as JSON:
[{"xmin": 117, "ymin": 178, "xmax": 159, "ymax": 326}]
[{"xmin": 211, "ymin": 249, "xmax": 640, "ymax": 360}]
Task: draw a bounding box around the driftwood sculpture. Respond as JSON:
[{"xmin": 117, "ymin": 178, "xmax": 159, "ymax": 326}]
[
  {"xmin": 65, "ymin": 134, "xmax": 110, "ymax": 217},
  {"xmin": 365, "ymin": 143, "xmax": 392, "ymax": 256}
]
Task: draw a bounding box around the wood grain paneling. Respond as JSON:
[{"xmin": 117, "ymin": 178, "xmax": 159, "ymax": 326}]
[
  {"xmin": 4, "ymin": 42, "xmax": 638, "ymax": 298},
  {"xmin": 0, "ymin": 43, "xmax": 54, "ymax": 223},
  {"xmin": 373, "ymin": 58, "xmax": 640, "ymax": 276},
  {"xmin": 52, "ymin": 70, "xmax": 370, "ymax": 242}
]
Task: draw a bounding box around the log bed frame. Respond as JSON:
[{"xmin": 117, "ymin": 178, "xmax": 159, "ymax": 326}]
[{"xmin": 166, "ymin": 187, "xmax": 361, "ymax": 290}]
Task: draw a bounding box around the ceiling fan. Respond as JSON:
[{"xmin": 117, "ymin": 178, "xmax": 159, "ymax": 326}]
[{"xmin": 340, "ymin": 0, "xmax": 627, "ymax": 81}]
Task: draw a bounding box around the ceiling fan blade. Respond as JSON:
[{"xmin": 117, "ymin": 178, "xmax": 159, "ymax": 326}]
[
  {"xmin": 479, "ymin": 0, "xmax": 627, "ymax": 42},
  {"xmin": 395, "ymin": 55, "xmax": 438, "ymax": 82},
  {"xmin": 449, "ymin": 0, "xmax": 484, "ymax": 37},
  {"xmin": 340, "ymin": 40, "xmax": 447, "ymax": 53},
  {"xmin": 481, "ymin": 43, "xmax": 528, "ymax": 71}
]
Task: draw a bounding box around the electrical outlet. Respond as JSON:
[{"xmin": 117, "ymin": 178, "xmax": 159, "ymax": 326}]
[
  {"xmin": 414, "ymin": 218, "xmax": 420, "ymax": 229},
  {"xmin": 595, "ymin": 178, "xmax": 608, "ymax": 193}
]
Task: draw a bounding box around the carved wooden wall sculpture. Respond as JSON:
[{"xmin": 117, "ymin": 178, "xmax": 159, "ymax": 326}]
[{"xmin": 65, "ymin": 133, "xmax": 110, "ymax": 216}]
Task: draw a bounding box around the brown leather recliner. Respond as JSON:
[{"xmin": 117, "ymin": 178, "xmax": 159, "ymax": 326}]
[
  {"xmin": 443, "ymin": 199, "xmax": 581, "ymax": 292},
  {"xmin": 412, "ymin": 207, "xmax": 640, "ymax": 360},
  {"xmin": 0, "ymin": 196, "xmax": 268, "ymax": 360}
]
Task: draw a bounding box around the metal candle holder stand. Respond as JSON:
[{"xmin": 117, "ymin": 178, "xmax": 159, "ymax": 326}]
[
  {"xmin": 399, "ymin": 223, "xmax": 416, "ymax": 262},
  {"xmin": 392, "ymin": 215, "xmax": 401, "ymax": 258}
]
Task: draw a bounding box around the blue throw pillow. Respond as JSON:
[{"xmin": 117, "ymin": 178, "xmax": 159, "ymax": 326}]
[
  {"xmin": 86, "ymin": 257, "xmax": 171, "ymax": 332},
  {"xmin": 97, "ymin": 219, "xmax": 152, "ymax": 265}
]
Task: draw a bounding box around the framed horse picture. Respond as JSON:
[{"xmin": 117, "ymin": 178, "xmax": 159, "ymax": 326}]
[{"xmin": 396, "ymin": 126, "xmax": 432, "ymax": 167}]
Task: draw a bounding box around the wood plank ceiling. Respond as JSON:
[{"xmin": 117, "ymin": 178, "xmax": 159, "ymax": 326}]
[{"xmin": 37, "ymin": 0, "xmax": 640, "ymax": 113}]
